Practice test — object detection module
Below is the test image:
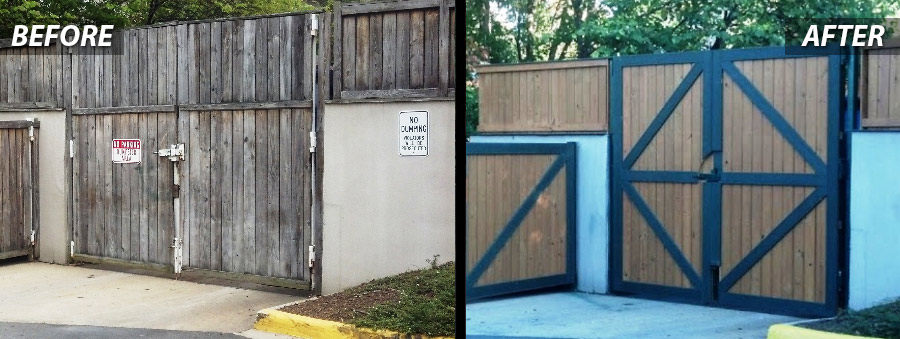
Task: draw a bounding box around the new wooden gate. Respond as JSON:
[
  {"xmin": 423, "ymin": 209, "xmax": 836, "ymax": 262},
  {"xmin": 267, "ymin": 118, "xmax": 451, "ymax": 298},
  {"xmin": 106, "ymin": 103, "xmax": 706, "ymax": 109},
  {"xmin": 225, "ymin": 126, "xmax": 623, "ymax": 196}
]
[
  {"xmin": 465, "ymin": 142, "xmax": 575, "ymax": 300},
  {"xmin": 0, "ymin": 120, "xmax": 39, "ymax": 261},
  {"xmin": 610, "ymin": 47, "xmax": 841, "ymax": 316}
]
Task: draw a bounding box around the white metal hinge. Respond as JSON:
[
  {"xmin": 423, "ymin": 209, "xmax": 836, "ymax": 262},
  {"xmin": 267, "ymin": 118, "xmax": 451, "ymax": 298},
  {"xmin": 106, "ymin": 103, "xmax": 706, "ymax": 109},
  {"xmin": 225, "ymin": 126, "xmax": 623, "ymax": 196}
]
[
  {"xmin": 28, "ymin": 125, "xmax": 34, "ymax": 142},
  {"xmin": 309, "ymin": 132, "xmax": 317, "ymax": 153},
  {"xmin": 70, "ymin": 241, "xmax": 74, "ymax": 256},
  {"xmin": 70, "ymin": 140, "xmax": 75, "ymax": 158},
  {"xmin": 311, "ymin": 14, "xmax": 318, "ymax": 36},
  {"xmin": 308, "ymin": 245, "xmax": 315, "ymax": 268},
  {"xmin": 30, "ymin": 230, "xmax": 35, "ymax": 245}
]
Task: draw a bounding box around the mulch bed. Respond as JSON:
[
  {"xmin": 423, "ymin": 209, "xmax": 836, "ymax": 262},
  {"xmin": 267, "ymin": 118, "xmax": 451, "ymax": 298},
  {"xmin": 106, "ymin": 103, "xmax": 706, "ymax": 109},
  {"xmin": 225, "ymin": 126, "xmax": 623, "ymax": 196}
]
[{"xmin": 280, "ymin": 286, "xmax": 402, "ymax": 323}]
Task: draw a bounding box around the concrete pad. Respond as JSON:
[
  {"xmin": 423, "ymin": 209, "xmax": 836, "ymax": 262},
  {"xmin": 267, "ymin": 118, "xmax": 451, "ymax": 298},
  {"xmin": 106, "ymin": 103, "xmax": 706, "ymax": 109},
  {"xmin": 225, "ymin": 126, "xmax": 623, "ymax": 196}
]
[
  {"xmin": 0, "ymin": 262, "xmax": 300, "ymax": 333},
  {"xmin": 466, "ymin": 292, "xmax": 799, "ymax": 339}
]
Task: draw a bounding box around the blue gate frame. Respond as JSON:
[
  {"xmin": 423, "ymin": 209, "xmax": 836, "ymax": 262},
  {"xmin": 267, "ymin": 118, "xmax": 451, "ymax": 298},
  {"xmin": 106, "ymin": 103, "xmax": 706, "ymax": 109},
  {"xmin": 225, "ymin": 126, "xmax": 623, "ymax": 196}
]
[
  {"xmin": 465, "ymin": 142, "xmax": 577, "ymax": 301},
  {"xmin": 610, "ymin": 46, "xmax": 842, "ymax": 317}
]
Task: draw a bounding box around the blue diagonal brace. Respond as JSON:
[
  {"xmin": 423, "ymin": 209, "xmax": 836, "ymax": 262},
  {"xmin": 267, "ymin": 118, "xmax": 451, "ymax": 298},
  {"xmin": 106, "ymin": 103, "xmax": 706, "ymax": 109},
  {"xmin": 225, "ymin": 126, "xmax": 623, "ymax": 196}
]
[
  {"xmin": 718, "ymin": 188, "xmax": 826, "ymax": 292},
  {"xmin": 622, "ymin": 182, "xmax": 703, "ymax": 288},
  {"xmin": 465, "ymin": 153, "xmax": 568, "ymax": 289},
  {"xmin": 721, "ymin": 62, "xmax": 827, "ymax": 174},
  {"xmin": 624, "ymin": 64, "xmax": 703, "ymax": 168}
]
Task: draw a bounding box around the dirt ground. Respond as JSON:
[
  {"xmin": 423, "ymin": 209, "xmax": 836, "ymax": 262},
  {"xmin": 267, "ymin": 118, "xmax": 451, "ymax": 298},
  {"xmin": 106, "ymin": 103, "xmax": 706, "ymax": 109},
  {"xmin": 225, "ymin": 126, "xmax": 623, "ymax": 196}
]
[{"xmin": 279, "ymin": 282, "xmax": 402, "ymax": 323}]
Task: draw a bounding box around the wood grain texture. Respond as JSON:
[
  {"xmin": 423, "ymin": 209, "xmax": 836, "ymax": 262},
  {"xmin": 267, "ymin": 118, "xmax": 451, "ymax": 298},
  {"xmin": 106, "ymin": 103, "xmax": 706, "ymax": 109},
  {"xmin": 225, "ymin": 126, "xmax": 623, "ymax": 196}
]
[
  {"xmin": 465, "ymin": 154, "xmax": 570, "ymax": 287},
  {"xmin": 336, "ymin": 0, "xmax": 454, "ymax": 99},
  {"xmin": 178, "ymin": 109, "xmax": 311, "ymax": 279},
  {"xmin": 861, "ymin": 46, "xmax": 900, "ymax": 129},
  {"xmin": 478, "ymin": 62, "xmax": 610, "ymax": 132},
  {"xmin": 0, "ymin": 126, "xmax": 34, "ymax": 258}
]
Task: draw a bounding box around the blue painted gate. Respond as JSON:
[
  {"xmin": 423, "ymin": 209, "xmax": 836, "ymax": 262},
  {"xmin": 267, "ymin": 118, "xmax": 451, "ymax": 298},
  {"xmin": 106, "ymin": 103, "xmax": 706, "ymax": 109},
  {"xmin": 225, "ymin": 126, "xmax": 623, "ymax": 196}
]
[
  {"xmin": 465, "ymin": 142, "xmax": 576, "ymax": 300},
  {"xmin": 610, "ymin": 47, "xmax": 841, "ymax": 317}
]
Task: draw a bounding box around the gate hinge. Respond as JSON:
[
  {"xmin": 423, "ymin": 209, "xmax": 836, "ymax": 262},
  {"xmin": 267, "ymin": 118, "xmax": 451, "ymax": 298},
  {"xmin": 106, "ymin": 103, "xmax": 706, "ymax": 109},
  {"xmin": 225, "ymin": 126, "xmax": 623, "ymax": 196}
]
[
  {"xmin": 309, "ymin": 132, "xmax": 317, "ymax": 153},
  {"xmin": 30, "ymin": 230, "xmax": 35, "ymax": 245},
  {"xmin": 28, "ymin": 125, "xmax": 34, "ymax": 142},
  {"xmin": 70, "ymin": 240, "xmax": 75, "ymax": 256},
  {"xmin": 69, "ymin": 139, "xmax": 75, "ymax": 158},
  {"xmin": 308, "ymin": 245, "xmax": 316, "ymax": 268}
]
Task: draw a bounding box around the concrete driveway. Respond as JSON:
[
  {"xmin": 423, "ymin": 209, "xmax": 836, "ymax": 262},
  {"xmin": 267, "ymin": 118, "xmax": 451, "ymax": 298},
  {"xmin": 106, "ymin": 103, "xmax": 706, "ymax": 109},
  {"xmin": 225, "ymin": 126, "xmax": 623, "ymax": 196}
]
[
  {"xmin": 466, "ymin": 292, "xmax": 799, "ymax": 339},
  {"xmin": 0, "ymin": 261, "xmax": 301, "ymax": 335}
]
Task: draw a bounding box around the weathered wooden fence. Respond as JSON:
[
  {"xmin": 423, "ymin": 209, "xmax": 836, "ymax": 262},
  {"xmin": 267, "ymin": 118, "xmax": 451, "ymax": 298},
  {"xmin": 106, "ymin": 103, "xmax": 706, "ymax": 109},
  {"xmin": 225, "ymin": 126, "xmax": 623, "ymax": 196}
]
[
  {"xmin": 0, "ymin": 46, "xmax": 63, "ymax": 107},
  {"xmin": 69, "ymin": 14, "xmax": 317, "ymax": 285},
  {"xmin": 860, "ymin": 39, "xmax": 900, "ymax": 129},
  {"xmin": 331, "ymin": 0, "xmax": 456, "ymax": 99},
  {"xmin": 0, "ymin": 0, "xmax": 454, "ymax": 290},
  {"xmin": 476, "ymin": 59, "xmax": 609, "ymax": 133},
  {"xmin": 0, "ymin": 120, "xmax": 39, "ymax": 261}
]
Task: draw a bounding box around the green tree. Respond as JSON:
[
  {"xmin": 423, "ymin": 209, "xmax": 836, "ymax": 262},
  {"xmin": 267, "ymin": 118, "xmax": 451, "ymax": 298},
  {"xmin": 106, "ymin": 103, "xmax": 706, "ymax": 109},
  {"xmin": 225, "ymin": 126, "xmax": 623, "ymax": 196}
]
[{"xmin": 465, "ymin": 0, "xmax": 900, "ymax": 138}]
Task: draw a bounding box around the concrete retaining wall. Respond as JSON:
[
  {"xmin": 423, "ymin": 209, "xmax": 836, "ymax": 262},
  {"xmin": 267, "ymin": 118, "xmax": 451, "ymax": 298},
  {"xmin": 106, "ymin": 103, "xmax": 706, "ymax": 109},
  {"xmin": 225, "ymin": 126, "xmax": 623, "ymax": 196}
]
[
  {"xmin": 848, "ymin": 132, "xmax": 900, "ymax": 310},
  {"xmin": 321, "ymin": 100, "xmax": 455, "ymax": 294},
  {"xmin": 0, "ymin": 110, "xmax": 68, "ymax": 265},
  {"xmin": 469, "ymin": 134, "xmax": 610, "ymax": 294}
]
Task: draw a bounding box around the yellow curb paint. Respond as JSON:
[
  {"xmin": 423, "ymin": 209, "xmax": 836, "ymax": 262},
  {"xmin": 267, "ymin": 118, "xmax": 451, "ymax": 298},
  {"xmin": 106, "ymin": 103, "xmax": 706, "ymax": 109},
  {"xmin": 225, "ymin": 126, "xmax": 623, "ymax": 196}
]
[
  {"xmin": 254, "ymin": 309, "xmax": 455, "ymax": 339},
  {"xmin": 768, "ymin": 324, "xmax": 883, "ymax": 339}
]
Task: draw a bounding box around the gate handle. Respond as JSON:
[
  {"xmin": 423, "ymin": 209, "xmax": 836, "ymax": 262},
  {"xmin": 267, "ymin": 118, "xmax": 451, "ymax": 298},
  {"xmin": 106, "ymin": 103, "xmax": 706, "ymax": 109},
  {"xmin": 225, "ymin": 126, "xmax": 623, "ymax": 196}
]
[{"xmin": 694, "ymin": 168, "xmax": 720, "ymax": 182}]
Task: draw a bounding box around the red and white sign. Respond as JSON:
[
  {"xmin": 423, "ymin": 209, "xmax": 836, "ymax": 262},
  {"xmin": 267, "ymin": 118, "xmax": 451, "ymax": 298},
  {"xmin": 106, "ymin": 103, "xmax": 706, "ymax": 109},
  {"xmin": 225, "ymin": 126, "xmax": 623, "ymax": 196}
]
[{"xmin": 112, "ymin": 139, "xmax": 141, "ymax": 164}]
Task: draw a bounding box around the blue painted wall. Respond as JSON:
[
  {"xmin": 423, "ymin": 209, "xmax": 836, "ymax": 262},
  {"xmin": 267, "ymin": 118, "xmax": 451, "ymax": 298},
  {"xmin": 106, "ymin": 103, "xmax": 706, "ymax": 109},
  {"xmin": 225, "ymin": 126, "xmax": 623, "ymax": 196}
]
[
  {"xmin": 849, "ymin": 132, "xmax": 900, "ymax": 310},
  {"xmin": 469, "ymin": 134, "xmax": 610, "ymax": 293}
]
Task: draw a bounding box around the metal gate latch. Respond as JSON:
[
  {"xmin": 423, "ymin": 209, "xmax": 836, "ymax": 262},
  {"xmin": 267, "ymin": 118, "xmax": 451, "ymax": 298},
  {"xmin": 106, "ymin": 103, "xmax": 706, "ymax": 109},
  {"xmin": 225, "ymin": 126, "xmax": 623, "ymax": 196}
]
[{"xmin": 156, "ymin": 144, "xmax": 185, "ymax": 161}]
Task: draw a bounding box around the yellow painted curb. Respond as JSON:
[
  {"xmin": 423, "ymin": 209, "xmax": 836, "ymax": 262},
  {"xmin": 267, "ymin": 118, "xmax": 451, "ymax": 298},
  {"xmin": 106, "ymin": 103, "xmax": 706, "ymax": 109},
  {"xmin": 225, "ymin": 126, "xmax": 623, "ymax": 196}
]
[
  {"xmin": 768, "ymin": 324, "xmax": 883, "ymax": 339},
  {"xmin": 254, "ymin": 308, "xmax": 455, "ymax": 339}
]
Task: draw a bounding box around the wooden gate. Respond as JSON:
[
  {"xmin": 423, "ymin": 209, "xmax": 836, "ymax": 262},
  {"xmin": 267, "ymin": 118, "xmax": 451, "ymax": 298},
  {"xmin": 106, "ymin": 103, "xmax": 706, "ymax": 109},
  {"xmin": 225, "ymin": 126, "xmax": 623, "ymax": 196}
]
[
  {"xmin": 178, "ymin": 108, "xmax": 311, "ymax": 280},
  {"xmin": 610, "ymin": 47, "xmax": 841, "ymax": 316},
  {"xmin": 465, "ymin": 142, "xmax": 575, "ymax": 300},
  {"xmin": 70, "ymin": 14, "xmax": 316, "ymax": 288},
  {"xmin": 0, "ymin": 120, "xmax": 38, "ymax": 261}
]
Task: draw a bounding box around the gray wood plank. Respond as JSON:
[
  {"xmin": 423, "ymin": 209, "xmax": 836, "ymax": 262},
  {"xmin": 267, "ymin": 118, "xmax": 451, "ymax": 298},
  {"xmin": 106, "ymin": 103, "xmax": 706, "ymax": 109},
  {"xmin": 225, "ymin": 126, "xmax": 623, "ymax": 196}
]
[
  {"xmin": 199, "ymin": 23, "xmax": 211, "ymax": 104},
  {"xmin": 254, "ymin": 109, "xmax": 269, "ymax": 276},
  {"xmin": 266, "ymin": 110, "xmax": 281, "ymax": 277},
  {"xmin": 341, "ymin": 0, "xmax": 440, "ymax": 15},
  {"xmin": 355, "ymin": 15, "xmax": 370, "ymax": 90},
  {"xmin": 424, "ymin": 9, "xmax": 438, "ymax": 88},
  {"xmin": 409, "ymin": 10, "xmax": 425, "ymax": 88},
  {"xmin": 370, "ymin": 14, "xmax": 383, "ymax": 90},
  {"xmin": 232, "ymin": 110, "xmax": 246, "ymax": 273},
  {"xmin": 382, "ymin": 12, "xmax": 396, "ymax": 90},
  {"xmin": 278, "ymin": 109, "xmax": 293, "ymax": 278},
  {"xmin": 268, "ymin": 17, "xmax": 281, "ymax": 102},
  {"xmin": 343, "ymin": 16, "xmax": 356, "ymax": 93},
  {"xmin": 222, "ymin": 21, "xmax": 234, "ymax": 103},
  {"xmin": 255, "ymin": 20, "xmax": 268, "ymax": 102},
  {"xmin": 242, "ymin": 20, "xmax": 256, "ymax": 103},
  {"xmin": 241, "ymin": 109, "xmax": 256, "ymax": 274},
  {"xmin": 211, "ymin": 21, "xmax": 222, "ymax": 104},
  {"xmin": 221, "ymin": 110, "xmax": 235, "ymax": 272},
  {"xmin": 332, "ymin": 4, "xmax": 343, "ymax": 99}
]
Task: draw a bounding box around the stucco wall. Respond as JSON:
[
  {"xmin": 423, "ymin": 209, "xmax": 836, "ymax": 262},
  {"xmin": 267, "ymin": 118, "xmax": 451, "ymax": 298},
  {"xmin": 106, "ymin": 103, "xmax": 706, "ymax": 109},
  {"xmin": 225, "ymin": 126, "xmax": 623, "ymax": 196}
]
[
  {"xmin": 321, "ymin": 100, "xmax": 454, "ymax": 294},
  {"xmin": 0, "ymin": 110, "xmax": 68, "ymax": 264},
  {"xmin": 848, "ymin": 132, "xmax": 900, "ymax": 310},
  {"xmin": 468, "ymin": 134, "xmax": 610, "ymax": 294}
]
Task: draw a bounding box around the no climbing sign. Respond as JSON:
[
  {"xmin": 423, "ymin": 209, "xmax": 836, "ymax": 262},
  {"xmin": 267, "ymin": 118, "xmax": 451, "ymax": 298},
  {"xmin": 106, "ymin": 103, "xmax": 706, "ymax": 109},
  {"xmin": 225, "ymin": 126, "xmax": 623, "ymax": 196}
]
[{"xmin": 399, "ymin": 111, "xmax": 428, "ymax": 156}]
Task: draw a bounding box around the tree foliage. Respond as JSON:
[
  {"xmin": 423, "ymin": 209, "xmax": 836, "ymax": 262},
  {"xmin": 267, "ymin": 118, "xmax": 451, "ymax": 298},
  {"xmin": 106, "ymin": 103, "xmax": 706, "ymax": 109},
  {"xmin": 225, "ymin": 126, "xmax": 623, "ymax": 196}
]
[
  {"xmin": 0, "ymin": 0, "xmax": 317, "ymax": 39},
  {"xmin": 465, "ymin": 0, "xmax": 900, "ymax": 138}
]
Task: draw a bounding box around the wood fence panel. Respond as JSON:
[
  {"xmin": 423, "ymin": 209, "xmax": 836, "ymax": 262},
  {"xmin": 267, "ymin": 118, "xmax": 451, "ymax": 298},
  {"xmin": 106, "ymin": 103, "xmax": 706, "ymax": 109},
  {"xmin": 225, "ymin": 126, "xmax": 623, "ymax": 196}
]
[
  {"xmin": 861, "ymin": 42, "xmax": 900, "ymax": 128},
  {"xmin": 477, "ymin": 60, "xmax": 610, "ymax": 133},
  {"xmin": 0, "ymin": 46, "xmax": 61, "ymax": 106},
  {"xmin": 179, "ymin": 109, "xmax": 311, "ymax": 280},
  {"xmin": 334, "ymin": 0, "xmax": 455, "ymax": 99}
]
